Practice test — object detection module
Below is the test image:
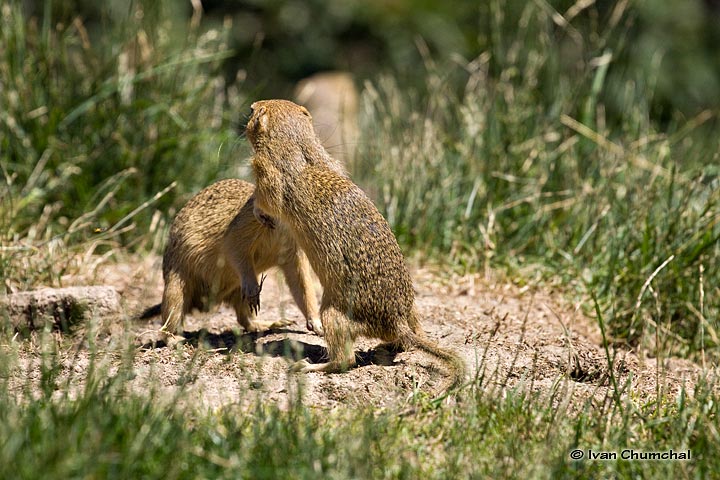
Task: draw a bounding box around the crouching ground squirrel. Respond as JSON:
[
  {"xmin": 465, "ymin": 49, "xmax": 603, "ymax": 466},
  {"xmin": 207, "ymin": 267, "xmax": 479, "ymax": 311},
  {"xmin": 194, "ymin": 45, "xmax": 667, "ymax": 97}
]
[
  {"xmin": 246, "ymin": 99, "xmax": 465, "ymax": 392},
  {"xmin": 142, "ymin": 178, "xmax": 324, "ymax": 340}
]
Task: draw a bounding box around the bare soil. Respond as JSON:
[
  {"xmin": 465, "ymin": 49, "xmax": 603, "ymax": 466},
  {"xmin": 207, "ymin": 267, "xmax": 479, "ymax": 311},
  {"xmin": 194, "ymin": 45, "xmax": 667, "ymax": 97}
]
[{"xmin": 5, "ymin": 255, "xmax": 709, "ymax": 411}]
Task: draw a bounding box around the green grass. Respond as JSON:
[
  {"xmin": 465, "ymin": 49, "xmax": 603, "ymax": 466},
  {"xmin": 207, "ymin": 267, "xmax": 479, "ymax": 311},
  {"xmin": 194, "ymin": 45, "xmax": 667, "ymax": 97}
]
[
  {"xmin": 354, "ymin": 4, "xmax": 720, "ymax": 361},
  {"xmin": 0, "ymin": 328, "xmax": 717, "ymax": 479},
  {"xmin": 1, "ymin": 0, "xmax": 247, "ymax": 288}
]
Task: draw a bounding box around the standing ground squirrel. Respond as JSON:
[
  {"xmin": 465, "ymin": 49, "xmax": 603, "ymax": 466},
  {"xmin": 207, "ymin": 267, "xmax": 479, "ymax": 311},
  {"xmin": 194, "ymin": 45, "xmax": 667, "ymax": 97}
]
[
  {"xmin": 144, "ymin": 178, "xmax": 323, "ymax": 340},
  {"xmin": 246, "ymin": 99, "xmax": 465, "ymax": 392}
]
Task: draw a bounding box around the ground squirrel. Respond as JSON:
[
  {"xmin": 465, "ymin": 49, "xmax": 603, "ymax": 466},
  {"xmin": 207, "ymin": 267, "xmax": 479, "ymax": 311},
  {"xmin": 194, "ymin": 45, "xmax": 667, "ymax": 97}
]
[
  {"xmin": 143, "ymin": 178, "xmax": 323, "ymax": 339},
  {"xmin": 246, "ymin": 99, "xmax": 465, "ymax": 392}
]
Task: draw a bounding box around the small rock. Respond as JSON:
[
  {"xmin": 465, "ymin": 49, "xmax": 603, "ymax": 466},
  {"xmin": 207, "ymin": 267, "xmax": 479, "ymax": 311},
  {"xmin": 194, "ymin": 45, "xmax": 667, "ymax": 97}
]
[{"xmin": 1, "ymin": 285, "xmax": 121, "ymax": 331}]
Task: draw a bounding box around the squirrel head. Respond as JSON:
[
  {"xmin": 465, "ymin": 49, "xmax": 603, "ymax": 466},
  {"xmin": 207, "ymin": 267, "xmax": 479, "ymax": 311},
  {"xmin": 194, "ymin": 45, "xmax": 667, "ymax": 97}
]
[
  {"xmin": 245, "ymin": 99, "xmax": 314, "ymax": 152},
  {"xmin": 246, "ymin": 99, "xmax": 345, "ymax": 177}
]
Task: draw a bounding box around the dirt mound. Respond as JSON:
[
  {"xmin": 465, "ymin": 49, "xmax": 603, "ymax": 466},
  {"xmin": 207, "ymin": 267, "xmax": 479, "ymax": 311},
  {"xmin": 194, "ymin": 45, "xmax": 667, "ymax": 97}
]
[{"xmin": 5, "ymin": 256, "xmax": 707, "ymax": 410}]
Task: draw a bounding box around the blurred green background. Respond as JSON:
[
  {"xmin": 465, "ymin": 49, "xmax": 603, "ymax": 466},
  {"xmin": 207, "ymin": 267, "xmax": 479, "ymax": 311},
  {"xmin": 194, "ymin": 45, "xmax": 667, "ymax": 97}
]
[
  {"xmin": 4, "ymin": 0, "xmax": 717, "ymax": 222},
  {"xmin": 15, "ymin": 0, "xmax": 720, "ymax": 114}
]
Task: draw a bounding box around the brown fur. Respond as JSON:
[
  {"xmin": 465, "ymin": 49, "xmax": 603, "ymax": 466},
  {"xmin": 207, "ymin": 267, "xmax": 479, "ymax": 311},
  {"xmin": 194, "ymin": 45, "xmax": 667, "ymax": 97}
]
[
  {"xmin": 156, "ymin": 178, "xmax": 322, "ymax": 338},
  {"xmin": 246, "ymin": 99, "xmax": 465, "ymax": 392}
]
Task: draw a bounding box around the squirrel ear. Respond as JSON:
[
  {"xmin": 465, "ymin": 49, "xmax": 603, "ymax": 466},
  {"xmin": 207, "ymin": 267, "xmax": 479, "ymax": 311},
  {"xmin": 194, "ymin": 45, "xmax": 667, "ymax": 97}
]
[
  {"xmin": 299, "ymin": 106, "xmax": 312, "ymax": 120},
  {"xmin": 249, "ymin": 103, "xmax": 268, "ymax": 132},
  {"xmin": 256, "ymin": 106, "xmax": 268, "ymax": 132}
]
